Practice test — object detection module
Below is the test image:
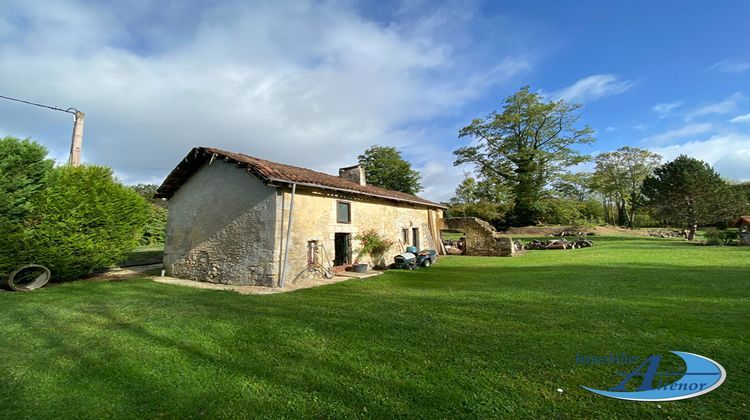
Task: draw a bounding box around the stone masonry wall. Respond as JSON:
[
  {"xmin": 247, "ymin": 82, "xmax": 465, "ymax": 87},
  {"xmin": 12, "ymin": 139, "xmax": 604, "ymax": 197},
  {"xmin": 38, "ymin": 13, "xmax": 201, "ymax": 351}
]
[
  {"xmin": 275, "ymin": 187, "xmax": 442, "ymax": 285},
  {"xmin": 163, "ymin": 161, "xmax": 278, "ymax": 286}
]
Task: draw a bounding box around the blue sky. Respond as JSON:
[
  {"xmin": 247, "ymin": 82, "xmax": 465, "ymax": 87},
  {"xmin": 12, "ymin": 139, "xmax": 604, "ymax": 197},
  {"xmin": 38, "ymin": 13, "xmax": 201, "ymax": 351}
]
[{"xmin": 1, "ymin": 0, "xmax": 748, "ymax": 202}]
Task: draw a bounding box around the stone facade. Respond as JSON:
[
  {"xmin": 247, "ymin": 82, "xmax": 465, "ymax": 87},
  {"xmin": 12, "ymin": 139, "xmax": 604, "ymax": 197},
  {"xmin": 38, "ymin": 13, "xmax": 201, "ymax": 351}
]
[
  {"xmin": 278, "ymin": 187, "xmax": 442, "ymax": 284},
  {"xmin": 163, "ymin": 161, "xmax": 279, "ymax": 286},
  {"xmin": 163, "ymin": 160, "xmax": 443, "ymax": 287}
]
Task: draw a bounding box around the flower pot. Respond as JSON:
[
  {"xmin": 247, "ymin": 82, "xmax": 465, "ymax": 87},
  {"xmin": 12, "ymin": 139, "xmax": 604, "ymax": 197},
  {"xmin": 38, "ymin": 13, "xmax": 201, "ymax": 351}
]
[{"xmin": 353, "ymin": 264, "xmax": 368, "ymax": 273}]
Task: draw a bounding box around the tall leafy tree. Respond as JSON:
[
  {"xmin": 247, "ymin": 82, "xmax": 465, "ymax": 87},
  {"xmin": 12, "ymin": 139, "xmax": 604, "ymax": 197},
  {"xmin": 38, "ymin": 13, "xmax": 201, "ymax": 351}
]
[
  {"xmin": 447, "ymin": 175, "xmax": 511, "ymax": 222},
  {"xmin": 642, "ymin": 155, "xmax": 746, "ymax": 240},
  {"xmin": 591, "ymin": 146, "xmax": 661, "ymax": 227},
  {"xmin": 454, "ymin": 86, "xmax": 595, "ymax": 225},
  {"xmin": 553, "ymin": 172, "xmax": 593, "ymax": 202},
  {"xmin": 358, "ymin": 145, "xmax": 422, "ymax": 194}
]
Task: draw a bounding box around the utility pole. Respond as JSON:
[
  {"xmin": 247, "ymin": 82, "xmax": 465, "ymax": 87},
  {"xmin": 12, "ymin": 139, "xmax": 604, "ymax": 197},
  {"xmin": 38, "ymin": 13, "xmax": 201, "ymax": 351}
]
[
  {"xmin": 69, "ymin": 111, "xmax": 85, "ymax": 166},
  {"xmin": 0, "ymin": 94, "xmax": 83, "ymax": 166}
]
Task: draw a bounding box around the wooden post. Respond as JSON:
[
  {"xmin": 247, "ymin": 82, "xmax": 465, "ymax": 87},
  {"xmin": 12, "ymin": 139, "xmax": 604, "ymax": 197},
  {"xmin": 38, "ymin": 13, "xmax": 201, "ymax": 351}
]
[{"xmin": 68, "ymin": 111, "xmax": 84, "ymax": 166}]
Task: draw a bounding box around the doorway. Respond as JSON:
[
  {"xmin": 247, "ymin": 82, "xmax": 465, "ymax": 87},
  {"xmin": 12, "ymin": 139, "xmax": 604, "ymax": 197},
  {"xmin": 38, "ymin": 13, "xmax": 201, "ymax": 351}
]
[
  {"xmin": 334, "ymin": 233, "xmax": 352, "ymax": 266},
  {"xmin": 412, "ymin": 227, "xmax": 420, "ymax": 250}
]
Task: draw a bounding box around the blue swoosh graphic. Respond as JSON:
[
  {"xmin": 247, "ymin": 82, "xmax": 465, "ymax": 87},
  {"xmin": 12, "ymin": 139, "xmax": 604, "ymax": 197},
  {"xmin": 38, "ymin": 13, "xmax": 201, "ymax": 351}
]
[{"xmin": 582, "ymin": 351, "xmax": 726, "ymax": 401}]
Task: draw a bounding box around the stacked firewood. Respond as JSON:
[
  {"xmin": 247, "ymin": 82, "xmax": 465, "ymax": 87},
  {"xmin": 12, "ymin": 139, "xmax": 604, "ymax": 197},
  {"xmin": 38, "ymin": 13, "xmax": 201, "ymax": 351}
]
[
  {"xmin": 546, "ymin": 231, "xmax": 595, "ymax": 237},
  {"xmin": 524, "ymin": 238, "xmax": 594, "ymax": 250},
  {"xmin": 645, "ymin": 229, "xmax": 686, "ymax": 238}
]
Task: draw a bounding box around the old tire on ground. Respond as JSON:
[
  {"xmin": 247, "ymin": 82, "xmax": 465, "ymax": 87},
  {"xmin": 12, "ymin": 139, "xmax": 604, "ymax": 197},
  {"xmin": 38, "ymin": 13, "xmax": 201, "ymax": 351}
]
[{"xmin": 3, "ymin": 265, "xmax": 51, "ymax": 291}]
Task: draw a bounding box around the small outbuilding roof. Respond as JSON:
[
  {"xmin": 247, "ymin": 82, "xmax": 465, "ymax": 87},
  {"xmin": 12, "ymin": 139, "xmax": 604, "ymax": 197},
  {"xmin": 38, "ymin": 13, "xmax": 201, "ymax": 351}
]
[
  {"xmin": 155, "ymin": 147, "xmax": 446, "ymax": 209},
  {"xmin": 735, "ymin": 215, "xmax": 750, "ymax": 226}
]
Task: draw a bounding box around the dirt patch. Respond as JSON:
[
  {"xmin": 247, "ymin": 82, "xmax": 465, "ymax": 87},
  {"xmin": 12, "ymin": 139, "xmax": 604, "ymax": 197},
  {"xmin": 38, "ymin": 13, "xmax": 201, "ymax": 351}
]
[{"xmin": 84, "ymin": 263, "xmax": 164, "ymax": 282}]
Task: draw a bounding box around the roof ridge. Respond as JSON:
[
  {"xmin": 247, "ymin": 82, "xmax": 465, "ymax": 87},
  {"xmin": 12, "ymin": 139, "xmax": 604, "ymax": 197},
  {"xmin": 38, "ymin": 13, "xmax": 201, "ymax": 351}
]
[{"xmin": 157, "ymin": 146, "xmax": 445, "ymax": 209}]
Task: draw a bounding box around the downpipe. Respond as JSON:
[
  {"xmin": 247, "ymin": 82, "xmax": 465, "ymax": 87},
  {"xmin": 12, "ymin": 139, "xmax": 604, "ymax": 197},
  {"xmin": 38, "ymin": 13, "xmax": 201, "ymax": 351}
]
[{"xmin": 279, "ymin": 183, "xmax": 297, "ymax": 287}]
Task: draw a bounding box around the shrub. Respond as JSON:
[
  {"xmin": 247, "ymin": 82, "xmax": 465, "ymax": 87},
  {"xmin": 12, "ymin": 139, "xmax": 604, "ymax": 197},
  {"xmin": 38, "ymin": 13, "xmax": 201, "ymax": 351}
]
[
  {"xmin": 703, "ymin": 228, "xmax": 723, "ymax": 246},
  {"xmin": 28, "ymin": 165, "xmax": 148, "ymax": 280},
  {"xmin": 723, "ymin": 230, "xmax": 738, "ymax": 245},
  {"xmin": 0, "ymin": 137, "xmax": 54, "ymax": 276},
  {"xmin": 537, "ymin": 197, "xmax": 602, "ymax": 226},
  {"xmin": 703, "ymin": 228, "xmax": 737, "ymax": 246},
  {"xmin": 355, "ymin": 230, "xmax": 394, "ymax": 267},
  {"xmin": 140, "ymin": 203, "xmax": 167, "ymax": 246}
]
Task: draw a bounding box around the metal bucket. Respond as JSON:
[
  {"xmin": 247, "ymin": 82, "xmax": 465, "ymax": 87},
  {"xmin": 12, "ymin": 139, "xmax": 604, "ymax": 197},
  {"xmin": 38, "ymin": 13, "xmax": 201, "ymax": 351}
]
[{"xmin": 353, "ymin": 264, "xmax": 368, "ymax": 273}]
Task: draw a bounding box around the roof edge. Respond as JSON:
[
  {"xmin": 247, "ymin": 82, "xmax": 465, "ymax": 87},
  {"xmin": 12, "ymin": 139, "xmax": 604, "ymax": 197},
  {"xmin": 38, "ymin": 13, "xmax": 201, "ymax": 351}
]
[{"xmin": 155, "ymin": 147, "xmax": 446, "ymax": 209}]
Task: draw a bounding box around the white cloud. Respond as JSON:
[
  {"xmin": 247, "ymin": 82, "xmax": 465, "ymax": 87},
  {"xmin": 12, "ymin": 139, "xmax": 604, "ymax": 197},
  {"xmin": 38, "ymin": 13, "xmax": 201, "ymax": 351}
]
[
  {"xmin": 633, "ymin": 123, "xmax": 647, "ymax": 131},
  {"xmin": 685, "ymin": 93, "xmax": 744, "ymax": 120},
  {"xmin": 730, "ymin": 113, "xmax": 750, "ymax": 123},
  {"xmin": 604, "ymin": 126, "xmax": 615, "ymax": 132},
  {"xmin": 652, "ymin": 100, "xmax": 683, "ymax": 118},
  {"xmin": 642, "ymin": 123, "xmax": 713, "ymax": 145},
  {"xmin": 549, "ymin": 74, "xmax": 635, "ymax": 103},
  {"xmin": 649, "ymin": 133, "xmax": 750, "ymax": 182},
  {"xmin": 0, "ymin": 0, "xmax": 532, "ymax": 201},
  {"xmin": 706, "ymin": 59, "xmax": 750, "ymax": 73}
]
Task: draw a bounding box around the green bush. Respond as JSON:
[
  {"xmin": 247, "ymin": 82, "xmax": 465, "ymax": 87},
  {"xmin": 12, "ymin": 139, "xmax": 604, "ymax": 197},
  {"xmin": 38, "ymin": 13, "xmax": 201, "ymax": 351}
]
[
  {"xmin": 537, "ymin": 197, "xmax": 603, "ymax": 226},
  {"xmin": 140, "ymin": 203, "xmax": 167, "ymax": 246},
  {"xmin": 703, "ymin": 228, "xmax": 737, "ymax": 246},
  {"xmin": 0, "ymin": 137, "xmax": 54, "ymax": 276},
  {"xmin": 355, "ymin": 230, "xmax": 394, "ymax": 267},
  {"xmin": 28, "ymin": 165, "xmax": 148, "ymax": 280}
]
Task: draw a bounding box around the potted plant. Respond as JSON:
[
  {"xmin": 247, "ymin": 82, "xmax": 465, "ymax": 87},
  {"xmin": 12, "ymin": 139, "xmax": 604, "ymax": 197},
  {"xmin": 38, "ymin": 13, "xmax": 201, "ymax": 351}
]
[{"xmin": 354, "ymin": 230, "xmax": 393, "ymax": 271}]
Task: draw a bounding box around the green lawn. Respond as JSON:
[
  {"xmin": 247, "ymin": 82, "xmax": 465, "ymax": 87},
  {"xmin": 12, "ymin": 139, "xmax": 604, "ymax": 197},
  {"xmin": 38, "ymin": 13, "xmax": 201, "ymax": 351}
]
[{"xmin": 1, "ymin": 237, "xmax": 748, "ymax": 418}]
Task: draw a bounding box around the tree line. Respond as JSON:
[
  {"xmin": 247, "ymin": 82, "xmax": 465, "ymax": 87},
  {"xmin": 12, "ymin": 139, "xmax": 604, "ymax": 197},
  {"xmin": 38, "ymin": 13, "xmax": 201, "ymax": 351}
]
[
  {"xmin": 356, "ymin": 87, "xmax": 749, "ymax": 236},
  {"xmin": 445, "ymin": 86, "xmax": 748, "ymax": 235}
]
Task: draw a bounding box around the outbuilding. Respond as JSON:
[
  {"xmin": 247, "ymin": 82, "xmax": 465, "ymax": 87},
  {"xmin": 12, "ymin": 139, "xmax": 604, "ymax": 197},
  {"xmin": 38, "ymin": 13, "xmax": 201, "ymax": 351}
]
[
  {"xmin": 155, "ymin": 147, "xmax": 445, "ymax": 287},
  {"xmin": 735, "ymin": 215, "xmax": 750, "ymax": 246}
]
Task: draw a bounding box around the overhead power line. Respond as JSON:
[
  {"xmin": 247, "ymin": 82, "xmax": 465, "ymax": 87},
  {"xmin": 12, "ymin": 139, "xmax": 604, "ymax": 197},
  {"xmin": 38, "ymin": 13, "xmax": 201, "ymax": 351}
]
[
  {"xmin": 0, "ymin": 93, "xmax": 84, "ymax": 166},
  {"xmin": 0, "ymin": 93, "xmax": 78, "ymax": 115}
]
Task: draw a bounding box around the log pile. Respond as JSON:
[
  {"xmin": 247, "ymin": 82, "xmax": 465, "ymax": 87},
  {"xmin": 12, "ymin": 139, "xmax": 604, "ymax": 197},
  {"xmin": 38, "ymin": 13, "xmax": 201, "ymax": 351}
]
[
  {"xmin": 645, "ymin": 229, "xmax": 687, "ymax": 238},
  {"xmin": 524, "ymin": 239, "xmax": 594, "ymax": 250},
  {"xmin": 546, "ymin": 231, "xmax": 596, "ymax": 237}
]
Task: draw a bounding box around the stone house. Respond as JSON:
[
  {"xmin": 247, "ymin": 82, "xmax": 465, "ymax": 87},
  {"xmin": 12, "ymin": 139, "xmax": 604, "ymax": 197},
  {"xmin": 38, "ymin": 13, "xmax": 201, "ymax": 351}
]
[{"xmin": 155, "ymin": 147, "xmax": 445, "ymax": 287}]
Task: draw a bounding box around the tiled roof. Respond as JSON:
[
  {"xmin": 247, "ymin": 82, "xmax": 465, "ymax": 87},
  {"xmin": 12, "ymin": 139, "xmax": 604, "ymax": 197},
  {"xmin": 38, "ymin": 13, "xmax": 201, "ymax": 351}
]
[
  {"xmin": 155, "ymin": 147, "xmax": 445, "ymax": 208},
  {"xmin": 736, "ymin": 215, "xmax": 750, "ymax": 226}
]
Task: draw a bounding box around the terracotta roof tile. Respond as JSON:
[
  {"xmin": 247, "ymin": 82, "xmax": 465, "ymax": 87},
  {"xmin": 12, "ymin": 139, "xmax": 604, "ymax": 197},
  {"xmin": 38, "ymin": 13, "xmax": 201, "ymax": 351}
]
[{"xmin": 156, "ymin": 147, "xmax": 445, "ymax": 209}]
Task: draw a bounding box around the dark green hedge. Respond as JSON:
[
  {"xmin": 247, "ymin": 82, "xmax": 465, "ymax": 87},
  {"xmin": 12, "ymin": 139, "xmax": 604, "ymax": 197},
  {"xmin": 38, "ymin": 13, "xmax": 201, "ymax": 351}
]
[
  {"xmin": 140, "ymin": 203, "xmax": 167, "ymax": 246},
  {"xmin": 0, "ymin": 137, "xmax": 148, "ymax": 280},
  {"xmin": 0, "ymin": 137, "xmax": 54, "ymax": 276}
]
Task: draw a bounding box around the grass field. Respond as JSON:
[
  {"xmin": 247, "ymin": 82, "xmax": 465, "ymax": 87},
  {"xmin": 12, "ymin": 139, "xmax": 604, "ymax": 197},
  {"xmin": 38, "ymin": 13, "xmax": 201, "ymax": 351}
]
[{"xmin": 1, "ymin": 236, "xmax": 748, "ymax": 418}]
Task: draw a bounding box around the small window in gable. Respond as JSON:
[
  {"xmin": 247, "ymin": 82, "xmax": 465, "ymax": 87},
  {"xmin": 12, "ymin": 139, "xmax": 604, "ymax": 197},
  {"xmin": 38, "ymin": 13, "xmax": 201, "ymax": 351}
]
[{"xmin": 337, "ymin": 201, "xmax": 351, "ymax": 223}]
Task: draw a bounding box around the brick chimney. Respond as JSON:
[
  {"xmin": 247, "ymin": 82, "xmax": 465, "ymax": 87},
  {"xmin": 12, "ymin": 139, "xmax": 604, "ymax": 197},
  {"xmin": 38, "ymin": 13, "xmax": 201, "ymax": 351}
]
[{"xmin": 339, "ymin": 165, "xmax": 366, "ymax": 186}]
